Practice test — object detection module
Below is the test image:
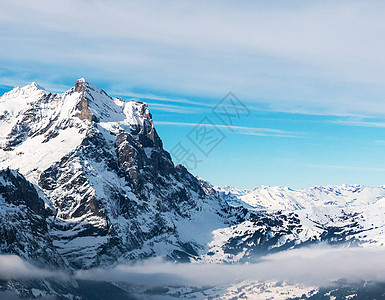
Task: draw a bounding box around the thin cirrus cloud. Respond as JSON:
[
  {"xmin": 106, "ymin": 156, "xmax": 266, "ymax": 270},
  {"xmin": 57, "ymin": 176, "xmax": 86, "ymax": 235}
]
[
  {"xmin": 146, "ymin": 103, "xmax": 201, "ymax": 114},
  {"xmin": 332, "ymin": 119, "xmax": 385, "ymax": 128},
  {"xmin": 307, "ymin": 163, "xmax": 385, "ymax": 173},
  {"xmin": 115, "ymin": 91, "xmax": 214, "ymax": 108},
  {"xmin": 154, "ymin": 121, "xmax": 301, "ymax": 138},
  {"xmin": 3, "ymin": 1, "xmax": 385, "ymax": 116}
]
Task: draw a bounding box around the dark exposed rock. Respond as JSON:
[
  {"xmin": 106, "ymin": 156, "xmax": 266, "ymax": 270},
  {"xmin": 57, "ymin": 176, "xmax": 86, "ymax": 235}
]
[
  {"xmin": 0, "ymin": 169, "xmax": 46, "ymax": 216},
  {"xmin": 0, "ymin": 169, "xmax": 67, "ymax": 271}
]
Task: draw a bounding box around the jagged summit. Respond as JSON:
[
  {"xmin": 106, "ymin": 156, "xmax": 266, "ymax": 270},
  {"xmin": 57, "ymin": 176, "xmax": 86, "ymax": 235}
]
[
  {"xmin": 0, "ymin": 78, "xmax": 155, "ymax": 129},
  {"xmin": 0, "ymin": 79, "xmax": 151, "ymax": 124},
  {"xmin": 72, "ymin": 78, "xmax": 103, "ymax": 95},
  {"xmin": 0, "ymin": 79, "xmax": 160, "ymax": 181}
]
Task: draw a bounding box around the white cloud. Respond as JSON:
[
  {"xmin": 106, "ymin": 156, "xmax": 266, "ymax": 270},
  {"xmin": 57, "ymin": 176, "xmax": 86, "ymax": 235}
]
[
  {"xmin": 0, "ymin": 255, "xmax": 67, "ymax": 280},
  {"xmin": 3, "ymin": 1, "xmax": 385, "ymax": 115},
  {"xmin": 4, "ymin": 247, "xmax": 385, "ymax": 291},
  {"xmin": 74, "ymin": 246, "xmax": 385, "ymax": 287}
]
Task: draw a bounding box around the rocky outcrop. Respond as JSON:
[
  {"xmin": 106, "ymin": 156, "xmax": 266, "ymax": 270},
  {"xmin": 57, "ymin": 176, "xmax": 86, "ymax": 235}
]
[
  {"xmin": 0, "ymin": 169, "xmax": 66, "ymax": 269},
  {"xmin": 74, "ymin": 79, "xmax": 98, "ymax": 122}
]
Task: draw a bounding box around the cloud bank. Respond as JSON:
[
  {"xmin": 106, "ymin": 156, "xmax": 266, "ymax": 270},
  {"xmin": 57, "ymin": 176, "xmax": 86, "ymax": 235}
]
[
  {"xmin": 0, "ymin": 255, "xmax": 67, "ymax": 280},
  {"xmin": 3, "ymin": 246, "xmax": 385, "ymax": 291},
  {"xmin": 75, "ymin": 246, "xmax": 385, "ymax": 287}
]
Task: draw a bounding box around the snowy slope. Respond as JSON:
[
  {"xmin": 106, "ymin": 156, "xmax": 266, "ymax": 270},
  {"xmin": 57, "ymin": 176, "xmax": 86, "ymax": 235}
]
[{"xmin": 199, "ymin": 183, "xmax": 385, "ymax": 263}]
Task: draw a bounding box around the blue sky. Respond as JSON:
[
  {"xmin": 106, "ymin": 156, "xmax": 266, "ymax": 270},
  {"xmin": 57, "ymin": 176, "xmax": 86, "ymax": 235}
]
[{"xmin": 1, "ymin": 0, "xmax": 385, "ymax": 189}]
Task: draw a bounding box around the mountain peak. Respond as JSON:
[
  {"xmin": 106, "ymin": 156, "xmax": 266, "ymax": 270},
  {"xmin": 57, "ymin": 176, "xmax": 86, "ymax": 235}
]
[
  {"xmin": 0, "ymin": 79, "xmax": 164, "ymax": 173},
  {"xmin": 68, "ymin": 79, "xmax": 153, "ymax": 128},
  {"xmin": 27, "ymin": 81, "xmax": 45, "ymax": 91},
  {"xmin": 13, "ymin": 81, "xmax": 46, "ymax": 95},
  {"xmin": 73, "ymin": 78, "xmax": 98, "ymax": 94}
]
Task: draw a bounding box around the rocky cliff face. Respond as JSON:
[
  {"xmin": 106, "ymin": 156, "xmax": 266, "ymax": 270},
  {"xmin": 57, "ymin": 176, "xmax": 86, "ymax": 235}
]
[{"xmin": 0, "ymin": 168, "xmax": 66, "ymax": 269}]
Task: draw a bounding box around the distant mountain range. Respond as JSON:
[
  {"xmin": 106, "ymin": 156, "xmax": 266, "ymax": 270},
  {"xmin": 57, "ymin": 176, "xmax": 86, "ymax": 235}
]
[{"xmin": 1, "ymin": 79, "xmax": 384, "ymax": 299}]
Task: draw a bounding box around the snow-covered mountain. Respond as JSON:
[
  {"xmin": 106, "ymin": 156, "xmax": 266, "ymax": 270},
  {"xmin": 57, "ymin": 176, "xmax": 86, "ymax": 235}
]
[
  {"xmin": 215, "ymin": 184, "xmax": 385, "ymax": 211},
  {"xmin": 1, "ymin": 79, "xmax": 385, "ymax": 299},
  {"xmin": 202, "ymin": 183, "xmax": 385, "ymax": 263},
  {"xmin": 0, "ymin": 79, "xmax": 237, "ymax": 270}
]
